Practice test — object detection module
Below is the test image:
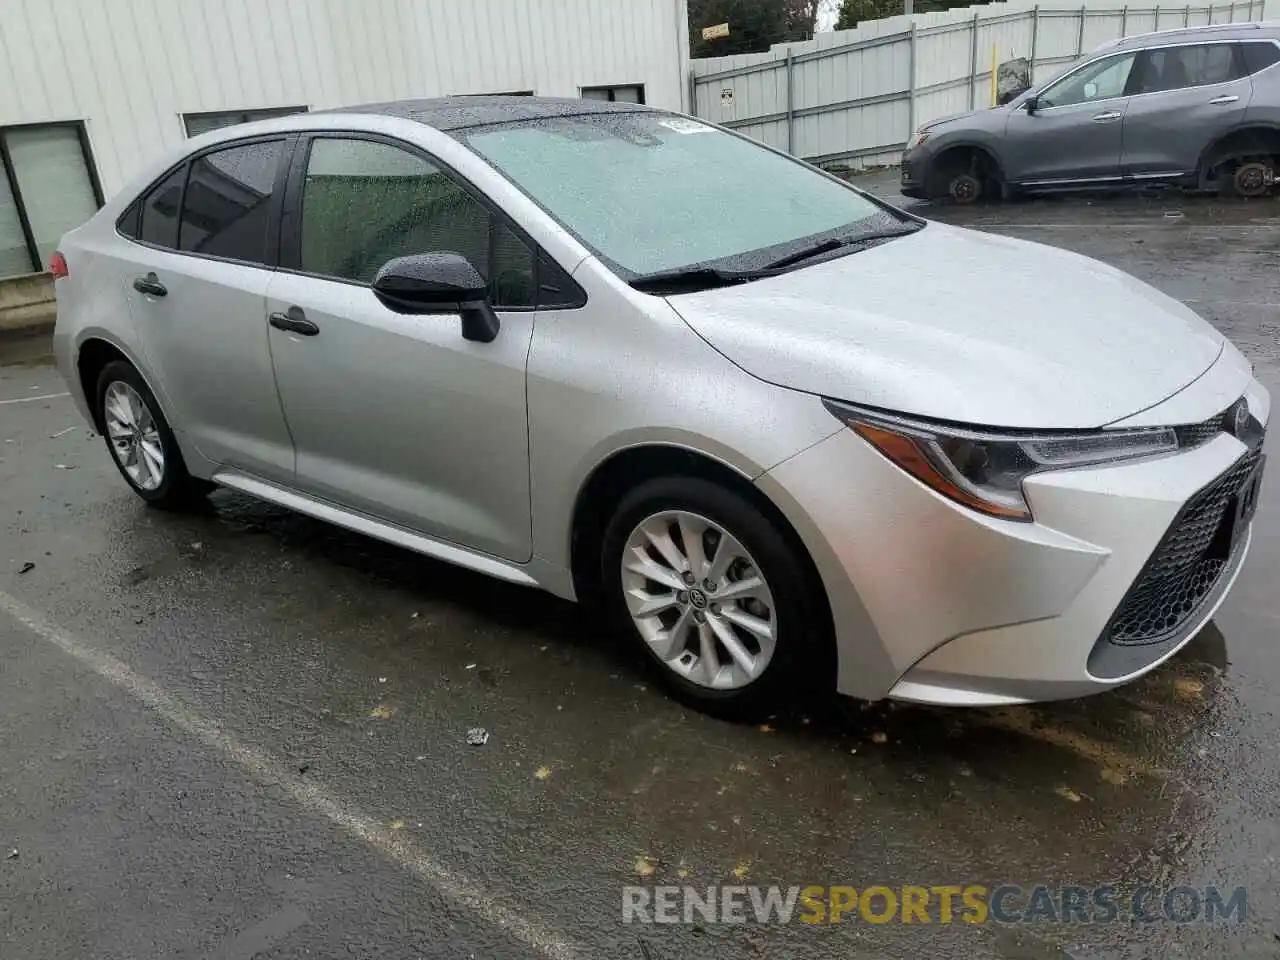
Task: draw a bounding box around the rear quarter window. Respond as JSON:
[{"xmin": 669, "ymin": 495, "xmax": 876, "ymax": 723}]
[{"xmin": 140, "ymin": 166, "xmax": 186, "ymax": 249}]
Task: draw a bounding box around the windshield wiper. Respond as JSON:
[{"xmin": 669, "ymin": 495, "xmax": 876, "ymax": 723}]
[
  {"xmin": 762, "ymin": 223, "xmax": 925, "ymax": 271},
  {"xmin": 629, "ymin": 266, "xmax": 775, "ymax": 295}
]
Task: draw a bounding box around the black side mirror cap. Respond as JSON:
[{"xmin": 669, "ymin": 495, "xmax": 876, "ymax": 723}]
[
  {"xmin": 1024, "ymin": 96, "xmax": 1039, "ymax": 114},
  {"xmin": 372, "ymin": 252, "xmax": 500, "ymax": 343}
]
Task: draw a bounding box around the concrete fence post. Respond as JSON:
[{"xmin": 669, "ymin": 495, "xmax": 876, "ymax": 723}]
[
  {"xmin": 785, "ymin": 49, "xmax": 796, "ymax": 154},
  {"xmin": 1077, "ymin": 5, "xmax": 1087, "ymax": 55},
  {"xmin": 1120, "ymin": 4, "xmax": 1128, "ymax": 35},
  {"xmin": 1184, "ymin": 4, "xmax": 1191, "ymax": 25},
  {"xmin": 968, "ymin": 12, "xmax": 981, "ymax": 109}
]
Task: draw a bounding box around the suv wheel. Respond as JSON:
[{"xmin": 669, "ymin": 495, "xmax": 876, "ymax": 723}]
[
  {"xmin": 600, "ymin": 476, "xmax": 828, "ymax": 719},
  {"xmin": 1229, "ymin": 160, "xmax": 1275, "ymax": 198},
  {"xmin": 96, "ymin": 360, "xmax": 210, "ymax": 508}
]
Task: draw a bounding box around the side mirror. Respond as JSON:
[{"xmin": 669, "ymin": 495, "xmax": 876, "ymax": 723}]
[
  {"xmin": 372, "ymin": 252, "xmax": 500, "ymax": 343},
  {"xmin": 1024, "ymin": 96, "xmax": 1039, "ymax": 115}
]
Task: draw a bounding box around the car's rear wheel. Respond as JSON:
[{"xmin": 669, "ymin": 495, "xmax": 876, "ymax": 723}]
[
  {"xmin": 1228, "ymin": 159, "xmax": 1275, "ymax": 198},
  {"xmin": 96, "ymin": 360, "xmax": 210, "ymax": 509},
  {"xmin": 600, "ymin": 476, "xmax": 828, "ymax": 719},
  {"xmin": 948, "ymin": 172, "xmax": 982, "ymax": 204}
]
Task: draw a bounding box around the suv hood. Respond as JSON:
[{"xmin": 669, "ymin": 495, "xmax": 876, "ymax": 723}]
[{"xmin": 666, "ymin": 224, "xmax": 1224, "ymax": 429}]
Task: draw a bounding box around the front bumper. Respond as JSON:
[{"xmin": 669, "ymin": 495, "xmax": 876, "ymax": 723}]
[
  {"xmin": 900, "ymin": 147, "xmax": 930, "ymax": 199},
  {"xmin": 756, "ymin": 379, "xmax": 1270, "ymax": 706}
]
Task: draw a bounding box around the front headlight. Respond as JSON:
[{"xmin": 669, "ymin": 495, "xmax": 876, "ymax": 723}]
[{"xmin": 824, "ymin": 400, "xmax": 1178, "ymax": 521}]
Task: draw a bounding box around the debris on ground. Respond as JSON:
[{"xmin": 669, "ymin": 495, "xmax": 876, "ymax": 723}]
[
  {"xmin": 1055, "ymin": 785, "xmax": 1084, "ymax": 803},
  {"xmin": 49, "ymin": 426, "xmax": 76, "ymax": 439},
  {"xmin": 5, "ymin": 849, "xmax": 16, "ymax": 860},
  {"xmin": 369, "ymin": 704, "xmax": 395, "ymax": 720},
  {"xmin": 54, "ymin": 463, "xmax": 76, "ymax": 470},
  {"xmin": 465, "ymin": 727, "xmax": 489, "ymax": 746},
  {"xmin": 634, "ymin": 855, "xmax": 658, "ymax": 877},
  {"xmin": 869, "ymin": 732, "xmax": 888, "ymax": 744},
  {"xmin": 534, "ymin": 765, "xmax": 552, "ymax": 780},
  {"xmin": 465, "ymin": 663, "xmax": 477, "ymax": 670},
  {"xmin": 18, "ymin": 562, "xmax": 34, "ymax": 575}
]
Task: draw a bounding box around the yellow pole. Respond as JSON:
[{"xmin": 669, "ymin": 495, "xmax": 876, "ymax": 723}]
[{"xmin": 990, "ymin": 44, "xmax": 999, "ymax": 105}]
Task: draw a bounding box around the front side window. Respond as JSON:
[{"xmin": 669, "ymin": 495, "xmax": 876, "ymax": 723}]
[
  {"xmin": 0, "ymin": 123, "xmax": 101, "ymax": 278},
  {"xmin": 455, "ymin": 112, "xmax": 898, "ymax": 278},
  {"xmin": 297, "ymin": 137, "xmax": 535, "ymax": 307},
  {"xmin": 178, "ymin": 140, "xmax": 284, "ymax": 263},
  {"xmin": 1241, "ymin": 41, "xmax": 1280, "ymax": 75},
  {"xmin": 1039, "ymin": 52, "xmax": 1137, "ymax": 108},
  {"xmin": 1133, "ymin": 43, "xmax": 1239, "ymax": 94}
]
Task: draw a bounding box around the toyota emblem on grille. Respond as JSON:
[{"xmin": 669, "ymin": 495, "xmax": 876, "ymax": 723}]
[{"xmin": 1230, "ymin": 400, "xmax": 1250, "ymax": 438}]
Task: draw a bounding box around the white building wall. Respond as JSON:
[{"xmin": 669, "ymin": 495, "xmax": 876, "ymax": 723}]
[{"xmin": 0, "ymin": 0, "xmax": 690, "ymax": 195}]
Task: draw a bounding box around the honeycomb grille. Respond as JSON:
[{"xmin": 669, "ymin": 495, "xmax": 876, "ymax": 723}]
[
  {"xmin": 1174, "ymin": 410, "xmax": 1230, "ymax": 450},
  {"xmin": 1107, "ymin": 451, "xmax": 1259, "ymax": 646}
]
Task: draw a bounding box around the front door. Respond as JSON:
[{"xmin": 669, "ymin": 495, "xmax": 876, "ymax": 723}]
[
  {"xmin": 1002, "ymin": 50, "xmax": 1139, "ymax": 184},
  {"xmin": 124, "ymin": 138, "xmax": 296, "ymax": 481},
  {"xmin": 265, "ymin": 135, "xmax": 539, "ymax": 562},
  {"xmin": 1121, "ymin": 42, "xmax": 1253, "ymax": 177}
]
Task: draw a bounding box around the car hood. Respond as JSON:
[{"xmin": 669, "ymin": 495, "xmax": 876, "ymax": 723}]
[{"xmin": 665, "ymin": 224, "xmax": 1225, "ymax": 429}]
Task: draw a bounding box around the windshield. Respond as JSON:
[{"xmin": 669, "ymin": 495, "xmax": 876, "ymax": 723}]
[{"xmin": 455, "ymin": 111, "xmax": 903, "ymax": 278}]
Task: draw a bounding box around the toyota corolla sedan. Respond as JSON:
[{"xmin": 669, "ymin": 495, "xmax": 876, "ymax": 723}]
[{"xmin": 51, "ymin": 96, "xmax": 1268, "ymax": 716}]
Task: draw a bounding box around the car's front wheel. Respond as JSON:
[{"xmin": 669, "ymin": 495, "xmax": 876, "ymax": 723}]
[
  {"xmin": 600, "ymin": 476, "xmax": 829, "ymax": 719},
  {"xmin": 96, "ymin": 360, "xmax": 210, "ymax": 509}
]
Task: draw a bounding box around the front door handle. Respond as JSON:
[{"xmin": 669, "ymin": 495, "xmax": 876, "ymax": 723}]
[
  {"xmin": 132, "ymin": 272, "xmax": 167, "ymax": 297},
  {"xmin": 1091, "ymin": 111, "xmax": 1123, "ymax": 122},
  {"xmin": 1208, "ymin": 94, "xmax": 1239, "ymax": 105},
  {"xmin": 268, "ymin": 306, "xmax": 319, "ymax": 337}
]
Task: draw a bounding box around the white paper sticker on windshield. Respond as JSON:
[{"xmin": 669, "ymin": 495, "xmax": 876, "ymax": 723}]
[{"xmin": 659, "ymin": 118, "xmax": 714, "ymax": 135}]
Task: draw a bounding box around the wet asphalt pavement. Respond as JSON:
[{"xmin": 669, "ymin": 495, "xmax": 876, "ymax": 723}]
[{"xmin": 3, "ymin": 188, "xmax": 1280, "ymax": 960}]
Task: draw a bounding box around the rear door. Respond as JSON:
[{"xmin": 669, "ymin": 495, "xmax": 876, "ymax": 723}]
[
  {"xmin": 1121, "ymin": 41, "xmax": 1253, "ymax": 177},
  {"xmin": 1001, "ymin": 50, "xmax": 1138, "ymax": 184},
  {"xmin": 122, "ymin": 137, "xmax": 297, "ymax": 481}
]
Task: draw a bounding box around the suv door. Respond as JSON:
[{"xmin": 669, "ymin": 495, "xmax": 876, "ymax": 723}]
[
  {"xmin": 1120, "ymin": 41, "xmax": 1253, "ymax": 177},
  {"xmin": 1001, "ymin": 50, "xmax": 1138, "ymax": 184},
  {"xmin": 121, "ymin": 137, "xmax": 297, "ymax": 480},
  {"xmin": 265, "ymin": 134, "xmax": 542, "ymax": 562}
]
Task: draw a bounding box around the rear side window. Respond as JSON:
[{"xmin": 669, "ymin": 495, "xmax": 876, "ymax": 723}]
[
  {"xmin": 1241, "ymin": 41, "xmax": 1280, "ymax": 75},
  {"xmin": 178, "ymin": 140, "xmax": 284, "ymax": 263},
  {"xmin": 1133, "ymin": 43, "xmax": 1239, "ymax": 94},
  {"xmin": 297, "ymin": 137, "xmax": 536, "ymax": 307},
  {"xmin": 140, "ymin": 166, "xmax": 186, "ymax": 248},
  {"xmin": 117, "ymin": 200, "xmax": 141, "ymax": 240}
]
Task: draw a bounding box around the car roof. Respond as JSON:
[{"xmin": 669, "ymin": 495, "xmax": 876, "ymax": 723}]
[
  {"xmin": 1097, "ymin": 19, "xmax": 1280, "ymax": 52},
  {"xmin": 318, "ymin": 95, "xmax": 654, "ymax": 131}
]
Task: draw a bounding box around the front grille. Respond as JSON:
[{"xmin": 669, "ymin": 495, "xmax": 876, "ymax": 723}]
[
  {"xmin": 1174, "ymin": 410, "xmax": 1227, "ymax": 450},
  {"xmin": 1107, "ymin": 450, "xmax": 1260, "ymax": 646}
]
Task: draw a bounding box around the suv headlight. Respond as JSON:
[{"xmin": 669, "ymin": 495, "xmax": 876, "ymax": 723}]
[{"xmin": 824, "ymin": 400, "xmax": 1178, "ymax": 521}]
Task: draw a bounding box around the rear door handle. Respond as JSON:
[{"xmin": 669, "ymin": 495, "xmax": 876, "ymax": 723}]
[
  {"xmin": 1091, "ymin": 111, "xmax": 1123, "ymax": 122},
  {"xmin": 1208, "ymin": 94, "xmax": 1239, "ymax": 105},
  {"xmin": 268, "ymin": 305, "xmax": 319, "ymax": 337},
  {"xmin": 132, "ymin": 272, "xmax": 167, "ymax": 297}
]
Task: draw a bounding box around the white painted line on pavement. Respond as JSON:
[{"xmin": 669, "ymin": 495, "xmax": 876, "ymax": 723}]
[
  {"xmin": 0, "ymin": 392, "xmax": 70, "ymax": 405},
  {"xmin": 0, "ymin": 589, "xmax": 584, "ymax": 960}
]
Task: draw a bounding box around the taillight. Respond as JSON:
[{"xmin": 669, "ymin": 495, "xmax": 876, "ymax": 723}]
[{"xmin": 49, "ymin": 251, "xmax": 69, "ymax": 279}]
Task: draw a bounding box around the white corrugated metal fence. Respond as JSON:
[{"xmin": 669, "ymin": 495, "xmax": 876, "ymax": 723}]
[{"xmin": 691, "ymin": 0, "xmax": 1276, "ymax": 168}]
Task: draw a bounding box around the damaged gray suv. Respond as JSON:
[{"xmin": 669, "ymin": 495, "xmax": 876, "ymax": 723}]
[{"xmin": 901, "ymin": 21, "xmax": 1280, "ymax": 202}]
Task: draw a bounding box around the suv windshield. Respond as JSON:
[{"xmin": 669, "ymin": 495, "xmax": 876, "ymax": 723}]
[{"xmin": 455, "ymin": 111, "xmax": 907, "ymax": 279}]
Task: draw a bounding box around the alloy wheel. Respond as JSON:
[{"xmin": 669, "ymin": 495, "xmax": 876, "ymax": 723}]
[
  {"xmin": 103, "ymin": 381, "xmax": 165, "ymax": 491},
  {"xmin": 620, "ymin": 510, "xmax": 777, "ymax": 690}
]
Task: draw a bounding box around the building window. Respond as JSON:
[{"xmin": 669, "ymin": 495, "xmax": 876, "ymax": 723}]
[
  {"xmin": 580, "ymin": 85, "xmax": 645, "ymax": 104},
  {"xmin": 183, "ymin": 107, "xmax": 308, "ymax": 138},
  {"xmin": 0, "ymin": 123, "xmax": 103, "ymax": 279}
]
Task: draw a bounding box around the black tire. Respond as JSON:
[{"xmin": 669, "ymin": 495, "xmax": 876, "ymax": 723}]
[
  {"xmin": 95, "ymin": 360, "xmax": 211, "ymax": 509},
  {"xmin": 599, "ymin": 475, "xmax": 831, "ymax": 720}
]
